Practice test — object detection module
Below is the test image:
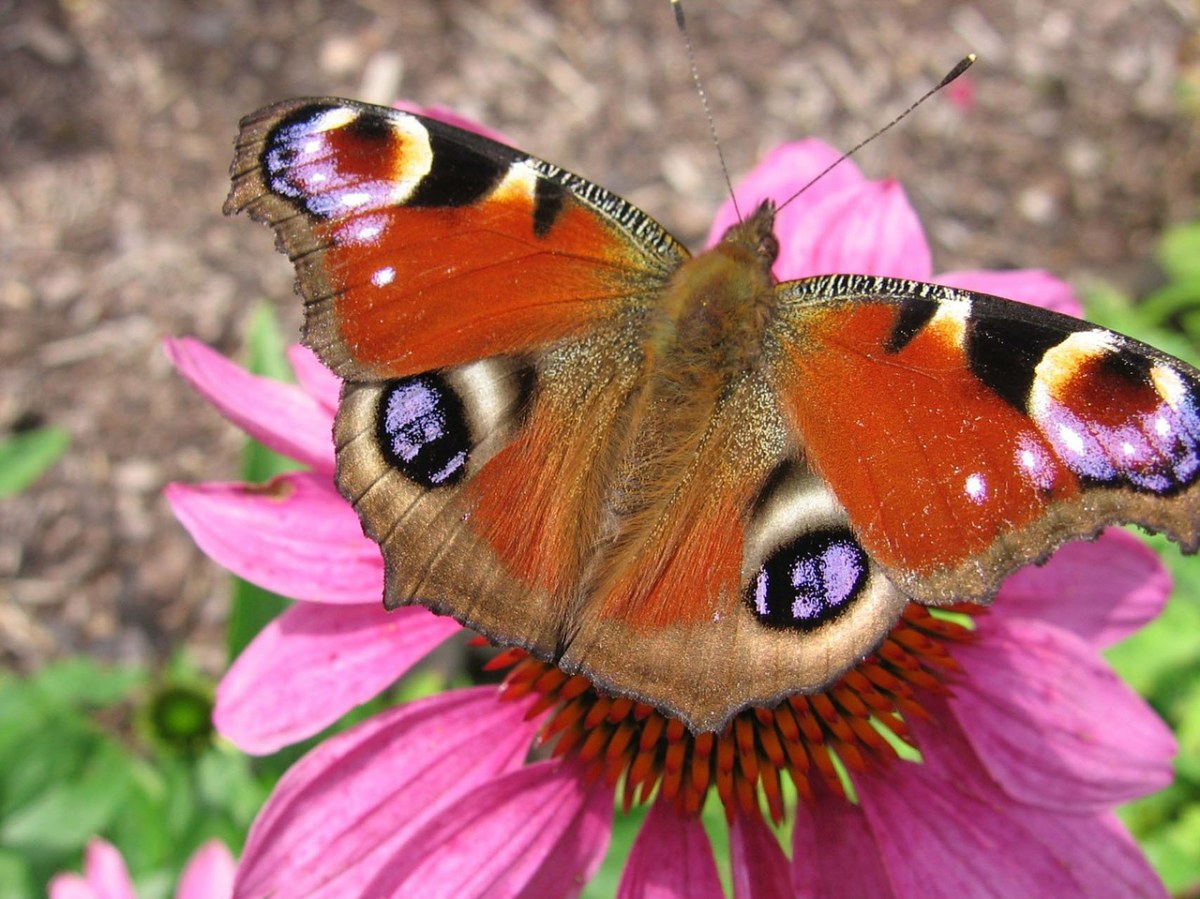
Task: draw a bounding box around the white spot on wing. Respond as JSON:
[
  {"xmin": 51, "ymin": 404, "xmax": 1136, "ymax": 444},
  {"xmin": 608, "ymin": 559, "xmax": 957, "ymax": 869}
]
[
  {"xmin": 313, "ymin": 107, "xmax": 359, "ymax": 133},
  {"xmin": 491, "ymin": 160, "xmax": 540, "ymax": 204},
  {"xmin": 1057, "ymin": 423, "xmax": 1086, "ymax": 456},
  {"xmin": 1151, "ymin": 364, "xmax": 1186, "ymax": 407},
  {"xmin": 927, "ymin": 295, "xmax": 973, "ymax": 348},
  {"xmin": 384, "ymin": 114, "xmax": 435, "ymax": 204},
  {"xmin": 964, "ymin": 472, "xmax": 987, "ymax": 504}
]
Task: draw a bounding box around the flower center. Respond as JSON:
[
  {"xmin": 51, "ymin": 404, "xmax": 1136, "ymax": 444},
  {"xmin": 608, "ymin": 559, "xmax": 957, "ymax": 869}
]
[{"xmin": 488, "ymin": 603, "xmax": 977, "ymax": 821}]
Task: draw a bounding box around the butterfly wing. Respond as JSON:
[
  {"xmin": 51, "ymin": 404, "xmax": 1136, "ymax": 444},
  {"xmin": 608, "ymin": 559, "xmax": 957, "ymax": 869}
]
[
  {"xmin": 226, "ymin": 98, "xmax": 711, "ymax": 690},
  {"xmin": 226, "ymin": 99, "xmax": 685, "ymax": 379},
  {"xmin": 768, "ymin": 273, "xmax": 1200, "ymax": 604}
]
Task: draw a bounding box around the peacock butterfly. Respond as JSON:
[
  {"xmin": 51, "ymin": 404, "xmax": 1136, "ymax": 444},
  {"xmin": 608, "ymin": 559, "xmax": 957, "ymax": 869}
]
[{"xmin": 224, "ymin": 94, "xmax": 1200, "ymax": 733}]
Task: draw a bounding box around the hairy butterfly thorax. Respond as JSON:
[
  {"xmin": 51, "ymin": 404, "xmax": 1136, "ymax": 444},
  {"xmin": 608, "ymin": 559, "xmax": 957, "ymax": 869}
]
[{"xmin": 225, "ymin": 59, "xmax": 1200, "ymax": 731}]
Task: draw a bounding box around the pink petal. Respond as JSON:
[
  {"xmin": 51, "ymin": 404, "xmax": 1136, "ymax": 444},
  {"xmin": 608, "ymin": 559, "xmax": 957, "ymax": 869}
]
[
  {"xmin": 792, "ymin": 779, "xmax": 894, "ymax": 898},
  {"xmin": 729, "ymin": 812, "xmax": 790, "ymax": 899},
  {"xmin": 177, "ymin": 840, "xmax": 236, "ymax": 899},
  {"xmin": 164, "ymin": 338, "xmax": 334, "ymax": 472},
  {"xmin": 235, "ymin": 687, "xmax": 540, "ymax": 898},
  {"xmin": 707, "ymin": 139, "xmax": 863, "ymax": 248},
  {"xmin": 48, "ymin": 840, "xmax": 137, "ymax": 899},
  {"xmin": 47, "ymin": 876, "xmax": 97, "ymax": 899},
  {"xmin": 214, "ymin": 601, "xmax": 460, "ymax": 754},
  {"xmin": 777, "ymin": 179, "xmax": 932, "ymax": 281},
  {"xmin": 86, "ymin": 840, "xmax": 136, "ymax": 899},
  {"xmin": 948, "ymin": 620, "xmax": 1175, "ymax": 810},
  {"xmin": 165, "ymin": 473, "xmax": 382, "ymax": 604},
  {"xmin": 286, "ymin": 345, "xmax": 341, "ymax": 414},
  {"xmin": 996, "ymin": 530, "xmax": 1170, "ymax": 647},
  {"xmin": 617, "ymin": 799, "xmax": 724, "ymax": 899},
  {"xmin": 936, "ymin": 268, "xmax": 1082, "ymax": 317},
  {"xmin": 373, "ymin": 761, "xmax": 612, "ymax": 897},
  {"xmin": 858, "ymin": 724, "xmax": 1168, "ymax": 897}
]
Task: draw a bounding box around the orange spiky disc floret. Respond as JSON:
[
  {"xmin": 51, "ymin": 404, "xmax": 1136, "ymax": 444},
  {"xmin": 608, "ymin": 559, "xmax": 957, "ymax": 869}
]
[{"xmin": 485, "ymin": 603, "xmax": 978, "ymax": 822}]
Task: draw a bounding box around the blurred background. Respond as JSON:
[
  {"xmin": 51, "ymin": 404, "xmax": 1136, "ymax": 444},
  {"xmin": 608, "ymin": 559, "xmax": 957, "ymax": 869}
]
[{"xmin": 1, "ymin": 0, "xmax": 1198, "ymax": 894}]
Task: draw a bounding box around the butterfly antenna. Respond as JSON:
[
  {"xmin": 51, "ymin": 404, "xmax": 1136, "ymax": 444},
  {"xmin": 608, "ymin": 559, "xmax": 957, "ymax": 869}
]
[
  {"xmin": 777, "ymin": 54, "xmax": 977, "ymax": 213},
  {"xmin": 671, "ymin": 0, "xmax": 742, "ymax": 221}
]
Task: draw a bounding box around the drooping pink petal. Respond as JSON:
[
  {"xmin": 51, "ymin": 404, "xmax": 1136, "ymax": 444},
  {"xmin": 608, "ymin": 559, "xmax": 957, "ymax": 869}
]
[
  {"xmin": 177, "ymin": 840, "xmax": 236, "ymax": 899},
  {"xmin": 792, "ymin": 779, "xmax": 894, "ymax": 898},
  {"xmin": 730, "ymin": 811, "xmax": 791, "ymax": 899},
  {"xmin": 165, "ymin": 473, "xmax": 381, "ymax": 604},
  {"xmin": 777, "ymin": 179, "xmax": 932, "ymax": 282},
  {"xmin": 617, "ymin": 798, "xmax": 724, "ymax": 899},
  {"xmin": 164, "ymin": 338, "xmax": 334, "ymax": 472},
  {"xmin": 946, "ymin": 620, "xmax": 1175, "ymax": 810},
  {"xmin": 372, "ymin": 760, "xmax": 612, "ymax": 898},
  {"xmin": 214, "ymin": 601, "xmax": 460, "ymax": 754},
  {"xmin": 48, "ymin": 839, "xmax": 137, "ymax": 899},
  {"xmin": 235, "ymin": 687, "xmax": 541, "ymax": 899},
  {"xmin": 995, "ymin": 530, "xmax": 1170, "ymax": 648},
  {"xmin": 707, "ymin": 139, "xmax": 863, "ymax": 249},
  {"xmin": 859, "ymin": 762, "xmax": 1082, "ymax": 896},
  {"xmin": 858, "ymin": 718, "xmax": 1168, "ymax": 898},
  {"xmin": 286, "ymin": 345, "xmax": 341, "ymax": 414},
  {"xmin": 936, "ymin": 268, "xmax": 1081, "ymax": 317}
]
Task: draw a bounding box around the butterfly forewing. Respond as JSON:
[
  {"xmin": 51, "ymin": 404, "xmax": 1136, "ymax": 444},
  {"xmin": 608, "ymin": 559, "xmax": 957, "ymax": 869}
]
[
  {"xmin": 225, "ymin": 99, "xmax": 685, "ymax": 380},
  {"xmin": 770, "ymin": 274, "xmax": 1200, "ymax": 604}
]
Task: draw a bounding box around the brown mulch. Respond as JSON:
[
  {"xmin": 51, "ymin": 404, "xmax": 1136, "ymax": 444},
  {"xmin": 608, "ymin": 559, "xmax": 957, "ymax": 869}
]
[{"xmin": 2, "ymin": 0, "xmax": 1197, "ymax": 674}]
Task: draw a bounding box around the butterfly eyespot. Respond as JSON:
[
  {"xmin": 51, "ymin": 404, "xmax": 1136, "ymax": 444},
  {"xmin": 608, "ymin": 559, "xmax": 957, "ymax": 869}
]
[
  {"xmin": 376, "ymin": 375, "xmax": 471, "ymax": 488},
  {"xmin": 747, "ymin": 529, "xmax": 869, "ymax": 630}
]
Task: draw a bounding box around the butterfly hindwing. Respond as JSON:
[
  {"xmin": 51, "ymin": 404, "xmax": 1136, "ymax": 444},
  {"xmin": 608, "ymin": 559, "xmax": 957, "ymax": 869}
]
[{"xmin": 769, "ymin": 273, "xmax": 1200, "ymax": 603}]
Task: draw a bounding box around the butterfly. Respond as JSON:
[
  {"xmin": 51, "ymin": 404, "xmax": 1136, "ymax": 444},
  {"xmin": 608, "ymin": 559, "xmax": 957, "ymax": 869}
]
[{"xmin": 225, "ymin": 97, "xmax": 1200, "ymax": 732}]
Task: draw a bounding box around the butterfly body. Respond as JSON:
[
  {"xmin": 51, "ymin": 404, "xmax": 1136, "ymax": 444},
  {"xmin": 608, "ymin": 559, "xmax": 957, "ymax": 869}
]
[{"xmin": 227, "ymin": 98, "xmax": 1200, "ymax": 731}]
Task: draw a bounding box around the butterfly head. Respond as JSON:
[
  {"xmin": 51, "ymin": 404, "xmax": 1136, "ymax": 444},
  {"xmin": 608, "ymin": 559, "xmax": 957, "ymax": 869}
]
[{"xmin": 717, "ymin": 200, "xmax": 780, "ymax": 273}]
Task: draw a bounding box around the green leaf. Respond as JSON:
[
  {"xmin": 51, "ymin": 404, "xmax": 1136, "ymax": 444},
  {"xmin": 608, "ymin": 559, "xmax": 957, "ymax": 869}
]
[
  {"xmin": 22, "ymin": 657, "xmax": 145, "ymax": 708},
  {"xmin": 0, "ymin": 849, "xmax": 34, "ymax": 899},
  {"xmin": 1158, "ymin": 222, "xmax": 1200, "ymax": 282},
  {"xmin": 1136, "ymin": 799, "xmax": 1200, "ymax": 894},
  {"xmin": 0, "ymin": 426, "xmax": 69, "ymax": 498},
  {"xmin": 1, "ymin": 740, "xmax": 133, "ymax": 852}
]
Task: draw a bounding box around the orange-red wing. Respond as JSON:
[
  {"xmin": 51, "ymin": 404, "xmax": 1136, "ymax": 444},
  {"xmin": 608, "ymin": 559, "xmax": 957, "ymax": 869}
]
[
  {"xmin": 771, "ymin": 275, "xmax": 1200, "ymax": 602},
  {"xmin": 226, "ymin": 99, "xmax": 686, "ymax": 380}
]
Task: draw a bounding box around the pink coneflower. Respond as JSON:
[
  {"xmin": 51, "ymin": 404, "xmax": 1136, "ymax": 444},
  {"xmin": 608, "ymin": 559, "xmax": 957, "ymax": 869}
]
[
  {"xmin": 168, "ymin": 127, "xmax": 1174, "ymax": 897},
  {"xmin": 49, "ymin": 838, "xmax": 234, "ymax": 899}
]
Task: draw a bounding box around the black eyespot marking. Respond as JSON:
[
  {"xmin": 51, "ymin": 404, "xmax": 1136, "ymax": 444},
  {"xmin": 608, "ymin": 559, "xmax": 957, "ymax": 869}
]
[
  {"xmin": 377, "ymin": 375, "xmax": 471, "ymax": 487},
  {"xmin": 405, "ymin": 127, "xmax": 510, "ymax": 208},
  {"xmin": 1099, "ymin": 346, "xmax": 1154, "ymax": 385},
  {"xmin": 885, "ymin": 297, "xmax": 937, "ymax": 353},
  {"xmin": 967, "ymin": 314, "xmax": 1088, "ymax": 411},
  {"xmin": 748, "ymin": 530, "xmax": 868, "ymax": 630},
  {"xmin": 344, "ymin": 110, "xmax": 391, "ymax": 143}
]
